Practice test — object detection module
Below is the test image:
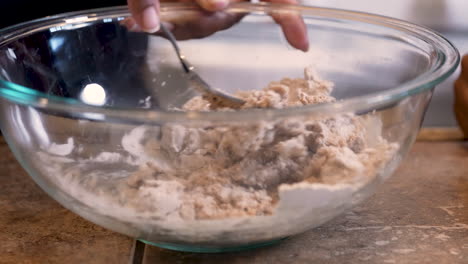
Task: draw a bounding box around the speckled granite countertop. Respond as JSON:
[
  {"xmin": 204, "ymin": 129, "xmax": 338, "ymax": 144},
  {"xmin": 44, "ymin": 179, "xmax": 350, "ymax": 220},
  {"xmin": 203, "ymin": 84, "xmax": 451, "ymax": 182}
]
[{"xmin": 1, "ymin": 129, "xmax": 467, "ymax": 264}]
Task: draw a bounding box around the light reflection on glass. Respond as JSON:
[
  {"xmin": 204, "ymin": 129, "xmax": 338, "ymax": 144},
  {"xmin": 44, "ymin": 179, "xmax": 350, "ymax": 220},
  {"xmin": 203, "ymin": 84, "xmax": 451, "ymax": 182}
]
[
  {"xmin": 28, "ymin": 107, "xmax": 50, "ymax": 148},
  {"xmin": 6, "ymin": 48, "xmax": 17, "ymax": 60},
  {"xmin": 49, "ymin": 37, "xmax": 65, "ymax": 52},
  {"xmin": 80, "ymin": 83, "xmax": 106, "ymax": 106},
  {"xmin": 50, "ymin": 23, "xmax": 91, "ymax": 32},
  {"xmin": 12, "ymin": 105, "xmax": 31, "ymax": 145}
]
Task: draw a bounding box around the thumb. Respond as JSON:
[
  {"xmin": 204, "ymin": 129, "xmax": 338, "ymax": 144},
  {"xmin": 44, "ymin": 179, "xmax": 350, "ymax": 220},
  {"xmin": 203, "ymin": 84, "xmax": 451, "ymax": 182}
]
[{"xmin": 127, "ymin": 0, "xmax": 161, "ymax": 33}]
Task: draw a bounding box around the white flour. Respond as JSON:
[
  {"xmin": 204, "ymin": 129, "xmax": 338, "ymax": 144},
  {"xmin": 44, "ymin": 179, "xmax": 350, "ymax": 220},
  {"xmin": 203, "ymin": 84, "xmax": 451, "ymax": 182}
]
[{"xmin": 35, "ymin": 67, "xmax": 398, "ymax": 242}]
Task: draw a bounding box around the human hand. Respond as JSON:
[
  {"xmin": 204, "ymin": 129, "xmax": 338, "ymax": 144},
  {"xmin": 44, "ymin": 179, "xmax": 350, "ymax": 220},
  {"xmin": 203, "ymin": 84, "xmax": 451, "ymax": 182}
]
[
  {"xmin": 454, "ymin": 55, "xmax": 468, "ymax": 138},
  {"xmin": 125, "ymin": 0, "xmax": 309, "ymax": 51}
]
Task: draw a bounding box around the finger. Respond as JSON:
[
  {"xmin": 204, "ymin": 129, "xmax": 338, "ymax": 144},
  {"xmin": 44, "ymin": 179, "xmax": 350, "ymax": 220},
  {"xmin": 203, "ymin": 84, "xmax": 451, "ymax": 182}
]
[
  {"xmin": 195, "ymin": 0, "xmax": 231, "ymax": 12},
  {"xmin": 272, "ymin": 11, "xmax": 309, "ymax": 52},
  {"xmin": 266, "ymin": 0, "xmax": 309, "ymax": 52},
  {"xmin": 127, "ymin": 0, "xmax": 161, "ymax": 33},
  {"xmin": 165, "ymin": 12, "xmax": 244, "ymax": 40},
  {"xmin": 120, "ymin": 17, "xmax": 142, "ymax": 32}
]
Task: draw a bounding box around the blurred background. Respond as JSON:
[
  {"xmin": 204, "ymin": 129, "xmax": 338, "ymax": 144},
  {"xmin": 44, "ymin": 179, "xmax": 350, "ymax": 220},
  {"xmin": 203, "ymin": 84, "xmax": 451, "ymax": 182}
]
[{"xmin": 301, "ymin": 0, "xmax": 468, "ymax": 127}]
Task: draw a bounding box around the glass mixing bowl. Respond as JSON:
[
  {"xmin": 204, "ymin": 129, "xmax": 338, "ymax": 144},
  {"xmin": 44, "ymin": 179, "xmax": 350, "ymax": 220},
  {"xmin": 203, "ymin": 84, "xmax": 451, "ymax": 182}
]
[{"xmin": 0, "ymin": 3, "xmax": 459, "ymax": 252}]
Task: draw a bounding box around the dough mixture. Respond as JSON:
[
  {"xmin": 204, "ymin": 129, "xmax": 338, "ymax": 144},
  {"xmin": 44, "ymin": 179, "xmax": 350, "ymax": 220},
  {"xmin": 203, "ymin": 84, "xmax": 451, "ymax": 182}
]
[{"xmin": 38, "ymin": 67, "xmax": 397, "ymax": 223}]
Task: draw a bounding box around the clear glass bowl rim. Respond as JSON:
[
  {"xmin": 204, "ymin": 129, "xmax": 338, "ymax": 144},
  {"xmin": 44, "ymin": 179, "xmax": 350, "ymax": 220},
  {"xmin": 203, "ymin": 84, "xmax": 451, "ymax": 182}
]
[{"xmin": 0, "ymin": 2, "xmax": 460, "ymax": 123}]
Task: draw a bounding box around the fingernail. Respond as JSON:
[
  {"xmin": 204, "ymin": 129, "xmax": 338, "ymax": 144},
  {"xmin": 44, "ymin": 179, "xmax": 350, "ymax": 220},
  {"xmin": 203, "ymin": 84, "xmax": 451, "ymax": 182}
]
[
  {"xmin": 122, "ymin": 18, "xmax": 142, "ymax": 32},
  {"xmin": 212, "ymin": 0, "xmax": 229, "ymax": 9},
  {"xmin": 142, "ymin": 6, "xmax": 160, "ymax": 33},
  {"xmin": 202, "ymin": 0, "xmax": 229, "ymax": 10},
  {"xmin": 161, "ymin": 22, "xmax": 175, "ymax": 32},
  {"xmin": 130, "ymin": 23, "xmax": 142, "ymax": 32}
]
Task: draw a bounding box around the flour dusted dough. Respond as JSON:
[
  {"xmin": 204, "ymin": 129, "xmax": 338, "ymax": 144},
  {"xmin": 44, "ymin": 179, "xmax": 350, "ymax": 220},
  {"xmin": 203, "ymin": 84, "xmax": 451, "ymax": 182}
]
[
  {"xmin": 91, "ymin": 68, "xmax": 392, "ymax": 219},
  {"xmin": 38, "ymin": 67, "xmax": 397, "ymax": 223}
]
